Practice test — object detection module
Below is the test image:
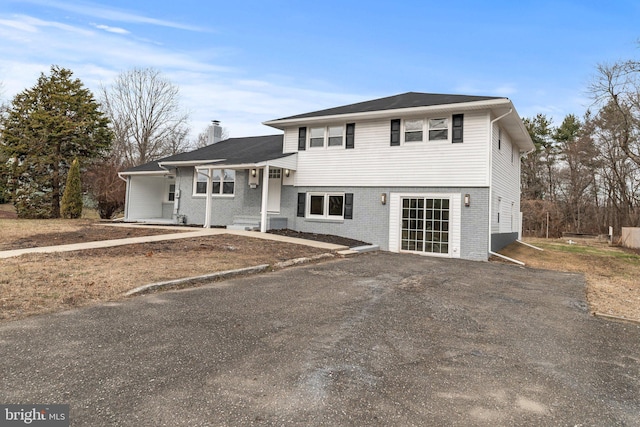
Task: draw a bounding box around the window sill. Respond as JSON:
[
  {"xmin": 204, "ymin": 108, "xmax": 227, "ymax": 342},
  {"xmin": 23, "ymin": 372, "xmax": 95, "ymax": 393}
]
[
  {"xmin": 192, "ymin": 194, "xmax": 235, "ymax": 198},
  {"xmin": 304, "ymin": 217, "xmax": 344, "ymax": 223}
]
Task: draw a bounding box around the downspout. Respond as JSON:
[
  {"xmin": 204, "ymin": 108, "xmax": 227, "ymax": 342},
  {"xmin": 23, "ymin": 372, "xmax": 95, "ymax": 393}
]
[
  {"xmin": 117, "ymin": 173, "xmax": 129, "ymax": 221},
  {"xmin": 487, "ymin": 108, "xmax": 513, "ymax": 258},
  {"xmin": 517, "ymin": 146, "xmax": 536, "ymax": 241},
  {"xmin": 173, "ymin": 168, "xmax": 180, "ymax": 220}
]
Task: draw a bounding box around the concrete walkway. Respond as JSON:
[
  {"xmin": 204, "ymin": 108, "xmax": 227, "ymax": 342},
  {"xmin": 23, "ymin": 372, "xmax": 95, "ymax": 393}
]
[{"xmin": 0, "ymin": 223, "xmax": 349, "ymax": 259}]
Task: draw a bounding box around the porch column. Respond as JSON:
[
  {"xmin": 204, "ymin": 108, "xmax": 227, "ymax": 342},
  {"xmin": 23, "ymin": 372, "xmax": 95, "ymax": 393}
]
[
  {"xmin": 260, "ymin": 165, "xmax": 269, "ymax": 232},
  {"xmin": 203, "ymin": 169, "xmax": 213, "ymax": 228}
]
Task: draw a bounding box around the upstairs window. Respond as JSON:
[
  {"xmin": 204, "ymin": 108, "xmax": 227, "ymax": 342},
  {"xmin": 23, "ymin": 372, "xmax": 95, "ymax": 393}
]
[
  {"xmin": 405, "ymin": 119, "xmax": 424, "ymax": 142},
  {"xmin": 308, "ymin": 125, "xmax": 346, "ymax": 148},
  {"xmin": 309, "ymin": 128, "xmax": 325, "ymax": 148},
  {"xmin": 328, "ymin": 126, "xmax": 344, "ymax": 147},
  {"xmin": 391, "ymin": 116, "xmax": 464, "ymax": 144},
  {"xmin": 428, "ymin": 118, "xmax": 448, "ymax": 141}
]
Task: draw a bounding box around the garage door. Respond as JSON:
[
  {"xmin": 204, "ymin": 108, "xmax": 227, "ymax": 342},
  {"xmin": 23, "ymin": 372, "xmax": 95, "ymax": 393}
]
[
  {"xmin": 401, "ymin": 197, "xmax": 449, "ymax": 254},
  {"xmin": 389, "ymin": 192, "xmax": 461, "ymax": 258}
]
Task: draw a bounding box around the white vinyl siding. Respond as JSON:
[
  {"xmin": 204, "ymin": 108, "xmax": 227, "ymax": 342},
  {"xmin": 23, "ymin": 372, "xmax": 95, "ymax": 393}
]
[
  {"xmin": 283, "ymin": 111, "xmax": 489, "ymax": 187},
  {"xmin": 491, "ymin": 123, "xmax": 520, "ymax": 233},
  {"xmin": 126, "ymin": 176, "xmax": 166, "ymax": 219}
]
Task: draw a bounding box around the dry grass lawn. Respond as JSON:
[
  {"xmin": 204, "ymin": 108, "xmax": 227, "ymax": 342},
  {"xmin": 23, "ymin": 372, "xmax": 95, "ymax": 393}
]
[
  {"xmin": 0, "ymin": 216, "xmax": 330, "ymax": 322},
  {"xmin": 499, "ymin": 237, "xmax": 640, "ymax": 323}
]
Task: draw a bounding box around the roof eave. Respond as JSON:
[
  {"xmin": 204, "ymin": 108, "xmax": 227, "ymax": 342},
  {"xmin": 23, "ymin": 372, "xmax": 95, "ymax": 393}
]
[
  {"xmin": 158, "ymin": 159, "xmax": 226, "ymax": 168},
  {"xmin": 118, "ymin": 170, "xmax": 172, "ymax": 177},
  {"xmin": 263, "ymin": 98, "xmax": 513, "ymax": 129}
]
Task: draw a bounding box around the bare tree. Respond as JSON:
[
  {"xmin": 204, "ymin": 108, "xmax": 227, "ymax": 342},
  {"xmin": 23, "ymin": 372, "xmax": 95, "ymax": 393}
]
[
  {"xmin": 100, "ymin": 68, "xmax": 189, "ymax": 167},
  {"xmin": 590, "ymin": 60, "xmax": 640, "ymax": 167},
  {"xmin": 591, "ymin": 102, "xmax": 640, "ymax": 231}
]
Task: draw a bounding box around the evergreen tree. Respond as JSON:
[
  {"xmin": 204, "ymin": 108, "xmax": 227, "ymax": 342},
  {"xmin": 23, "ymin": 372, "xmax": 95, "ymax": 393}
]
[
  {"xmin": 0, "ymin": 66, "xmax": 112, "ymax": 218},
  {"xmin": 61, "ymin": 157, "xmax": 82, "ymax": 218}
]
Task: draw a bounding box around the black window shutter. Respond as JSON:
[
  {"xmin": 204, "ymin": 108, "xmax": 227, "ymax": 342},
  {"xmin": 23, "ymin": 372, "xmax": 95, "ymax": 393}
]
[
  {"xmin": 344, "ymin": 193, "xmax": 354, "ymax": 220},
  {"xmin": 298, "ymin": 127, "xmax": 307, "ymax": 151},
  {"xmin": 297, "ymin": 193, "xmax": 306, "ymax": 217},
  {"xmin": 452, "ymin": 114, "xmax": 464, "ymax": 143},
  {"xmin": 346, "ymin": 123, "xmax": 355, "ymax": 149},
  {"xmin": 390, "ymin": 119, "xmax": 401, "ymax": 146}
]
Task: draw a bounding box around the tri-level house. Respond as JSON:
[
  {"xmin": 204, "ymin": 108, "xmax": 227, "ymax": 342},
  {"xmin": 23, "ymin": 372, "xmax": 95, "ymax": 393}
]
[{"xmin": 119, "ymin": 92, "xmax": 534, "ymax": 261}]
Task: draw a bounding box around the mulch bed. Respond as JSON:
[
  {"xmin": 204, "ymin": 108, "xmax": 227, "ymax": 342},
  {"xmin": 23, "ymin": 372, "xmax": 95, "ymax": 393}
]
[{"xmin": 268, "ymin": 229, "xmax": 370, "ymax": 248}]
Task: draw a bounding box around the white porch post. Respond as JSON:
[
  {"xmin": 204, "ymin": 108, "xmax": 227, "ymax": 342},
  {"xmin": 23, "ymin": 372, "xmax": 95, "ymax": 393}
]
[
  {"xmin": 260, "ymin": 165, "xmax": 269, "ymax": 232},
  {"xmin": 203, "ymin": 168, "xmax": 213, "ymax": 228}
]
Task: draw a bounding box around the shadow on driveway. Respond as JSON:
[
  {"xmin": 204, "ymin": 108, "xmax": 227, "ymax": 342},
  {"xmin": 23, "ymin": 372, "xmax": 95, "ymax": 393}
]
[{"xmin": 1, "ymin": 252, "xmax": 639, "ymax": 426}]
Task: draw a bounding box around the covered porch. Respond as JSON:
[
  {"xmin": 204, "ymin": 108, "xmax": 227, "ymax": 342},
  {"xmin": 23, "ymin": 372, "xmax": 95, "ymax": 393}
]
[
  {"xmin": 190, "ymin": 154, "xmax": 297, "ymax": 231},
  {"xmin": 119, "ymin": 170, "xmax": 179, "ymax": 224}
]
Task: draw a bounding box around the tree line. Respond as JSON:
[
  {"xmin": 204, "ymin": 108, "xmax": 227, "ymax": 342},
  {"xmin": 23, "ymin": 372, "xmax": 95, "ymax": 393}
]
[{"xmin": 522, "ymin": 58, "xmax": 640, "ymax": 238}]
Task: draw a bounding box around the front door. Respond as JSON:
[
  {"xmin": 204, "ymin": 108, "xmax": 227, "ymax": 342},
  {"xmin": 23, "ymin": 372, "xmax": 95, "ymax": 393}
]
[{"xmin": 267, "ymin": 168, "xmax": 282, "ymax": 213}]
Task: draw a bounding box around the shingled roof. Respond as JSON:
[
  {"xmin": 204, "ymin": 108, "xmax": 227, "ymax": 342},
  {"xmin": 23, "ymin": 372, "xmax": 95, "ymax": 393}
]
[
  {"xmin": 122, "ymin": 134, "xmax": 287, "ymax": 174},
  {"xmin": 271, "ymin": 92, "xmax": 505, "ymax": 121}
]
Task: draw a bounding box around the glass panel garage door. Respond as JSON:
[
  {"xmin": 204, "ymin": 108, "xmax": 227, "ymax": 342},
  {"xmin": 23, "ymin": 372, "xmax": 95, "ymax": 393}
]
[{"xmin": 401, "ymin": 197, "xmax": 450, "ymax": 254}]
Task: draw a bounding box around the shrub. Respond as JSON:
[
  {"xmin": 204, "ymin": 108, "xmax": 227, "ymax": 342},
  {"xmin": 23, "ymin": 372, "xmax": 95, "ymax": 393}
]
[{"xmin": 61, "ymin": 158, "xmax": 83, "ymax": 218}]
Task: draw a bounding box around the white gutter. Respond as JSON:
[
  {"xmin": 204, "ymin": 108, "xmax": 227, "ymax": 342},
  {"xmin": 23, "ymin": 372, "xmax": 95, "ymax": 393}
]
[
  {"xmin": 488, "ymin": 108, "xmax": 513, "ymax": 257},
  {"xmin": 264, "ymin": 98, "xmax": 512, "ymax": 129},
  {"xmin": 159, "ymin": 159, "xmax": 226, "ymax": 168}
]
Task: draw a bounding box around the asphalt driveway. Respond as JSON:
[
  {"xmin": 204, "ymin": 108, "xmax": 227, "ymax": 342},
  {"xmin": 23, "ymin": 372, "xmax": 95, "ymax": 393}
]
[{"xmin": 1, "ymin": 252, "xmax": 639, "ymax": 426}]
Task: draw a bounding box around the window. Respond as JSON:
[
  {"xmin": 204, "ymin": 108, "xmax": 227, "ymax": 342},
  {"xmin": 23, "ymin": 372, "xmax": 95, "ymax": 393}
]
[
  {"xmin": 269, "ymin": 168, "xmax": 281, "ymax": 179},
  {"xmin": 428, "ymin": 118, "xmax": 448, "ymax": 140},
  {"xmin": 498, "ymin": 128, "xmax": 502, "ymax": 150},
  {"xmin": 298, "ymin": 192, "xmax": 353, "ymax": 219},
  {"xmin": 308, "ymin": 125, "xmax": 345, "ymax": 148},
  {"xmin": 309, "ymin": 128, "xmax": 325, "ymax": 148},
  {"xmin": 392, "ymin": 116, "xmax": 464, "ymax": 145},
  {"xmin": 328, "ymin": 126, "xmax": 344, "ymax": 147},
  {"xmin": 167, "ymin": 183, "xmax": 176, "ymax": 202},
  {"xmin": 307, "ymin": 193, "xmax": 345, "ymax": 219},
  {"xmin": 194, "ymin": 169, "xmax": 235, "ymax": 196},
  {"xmin": 404, "ymin": 119, "xmax": 424, "ymax": 142}
]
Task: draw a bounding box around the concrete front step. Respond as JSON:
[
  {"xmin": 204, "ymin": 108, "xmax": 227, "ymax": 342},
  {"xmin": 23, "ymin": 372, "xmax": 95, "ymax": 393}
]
[
  {"xmin": 226, "ymin": 224, "xmax": 260, "ymax": 231},
  {"xmin": 228, "ymin": 215, "xmax": 261, "ymax": 231}
]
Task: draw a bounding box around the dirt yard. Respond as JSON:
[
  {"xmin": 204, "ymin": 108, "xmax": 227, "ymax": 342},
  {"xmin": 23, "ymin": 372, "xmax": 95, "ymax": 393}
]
[
  {"xmin": 0, "ymin": 212, "xmax": 335, "ymax": 322},
  {"xmin": 498, "ymin": 238, "xmax": 640, "ymax": 323}
]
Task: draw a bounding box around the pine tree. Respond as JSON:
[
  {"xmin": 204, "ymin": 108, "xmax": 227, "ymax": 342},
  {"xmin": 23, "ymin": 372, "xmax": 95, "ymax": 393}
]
[
  {"xmin": 0, "ymin": 66, "xmax": 112, "ymax": 218},
  {"xmin": 61, "ymin": 158, "xmax": 83, "ymax": 218}
]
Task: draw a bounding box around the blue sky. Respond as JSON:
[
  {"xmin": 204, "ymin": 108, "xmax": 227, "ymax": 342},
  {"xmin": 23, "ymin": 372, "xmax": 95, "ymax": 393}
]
[{"xmin": 1, "ymin": 0, "xmax": 639, "ymax": 138}]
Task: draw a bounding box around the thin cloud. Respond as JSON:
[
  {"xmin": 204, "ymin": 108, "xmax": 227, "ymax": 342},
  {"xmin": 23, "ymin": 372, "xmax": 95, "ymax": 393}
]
[
  {"xmin": 19, "ymin": 0, "xmax": 207, "ymax": 32},
  {"xmin": 0, "ymin": 14, "xmax": 93, "ymax": 35},
  {"xmin": 92, "ymin": 23, "xmax": 129, "ymax": 35}
]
